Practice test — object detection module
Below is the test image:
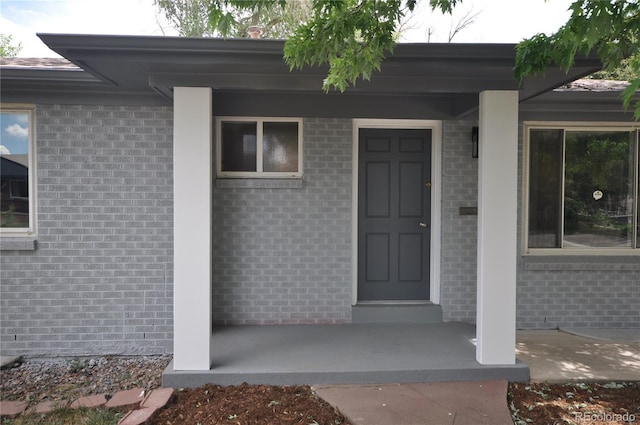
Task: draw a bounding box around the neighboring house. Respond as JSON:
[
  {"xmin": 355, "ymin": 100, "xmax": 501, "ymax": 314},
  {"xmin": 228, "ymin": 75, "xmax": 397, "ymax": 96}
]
[{"xmin": 0, "ymin": 35, "xmax": 638, "ymax": 374}]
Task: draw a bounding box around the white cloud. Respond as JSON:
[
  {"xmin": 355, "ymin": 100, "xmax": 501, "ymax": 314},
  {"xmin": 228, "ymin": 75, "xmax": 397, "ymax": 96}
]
[
  {"xmin": 5, "ymin": 123, "xmax": 28, "ymax": 138},
  {"xmin": 0, "ymin": 145, "xmax": 11, "ymax": 155},
  {"xmin": 1, "ymin": 0, "xmax": 177, "ymax": 57}
]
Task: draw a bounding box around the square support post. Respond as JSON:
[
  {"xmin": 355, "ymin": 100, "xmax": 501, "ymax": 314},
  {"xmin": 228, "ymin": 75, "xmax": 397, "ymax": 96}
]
[
  {"xmin": 173, "ymin": 87, "xmax": 213, "ymax": 370},
  {"xmin": 476, "ymin": 90, "xmax": 519, "ymax": 365}
]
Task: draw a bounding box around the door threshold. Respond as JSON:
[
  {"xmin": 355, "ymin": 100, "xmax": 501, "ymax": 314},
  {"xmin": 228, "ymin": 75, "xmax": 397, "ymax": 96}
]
[
  {"xmin": 352, "ymin": 303, "xmax": 442, "ymax": 324},
  {"xmin": 357, "ymin": 300, "xmax": 433, "ymax": 306}
]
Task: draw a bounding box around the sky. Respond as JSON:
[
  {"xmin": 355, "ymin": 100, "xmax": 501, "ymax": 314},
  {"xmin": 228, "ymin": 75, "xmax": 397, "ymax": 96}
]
[
  {"xmin": 0, "ymin": 112, "xmax": 29, "ymax": 155},
  {"xmin": 0, "ymin": 0, "xmax": 576, "ymax": 58}
]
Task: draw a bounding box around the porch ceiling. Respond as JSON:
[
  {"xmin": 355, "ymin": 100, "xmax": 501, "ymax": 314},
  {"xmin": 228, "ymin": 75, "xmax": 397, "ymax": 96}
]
[{"xmin": 5, "ymin": 34, "xmax": 603, "ymax": 117}]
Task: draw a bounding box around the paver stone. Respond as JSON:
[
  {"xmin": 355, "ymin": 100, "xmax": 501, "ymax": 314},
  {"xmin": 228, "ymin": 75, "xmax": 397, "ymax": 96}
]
[
  {"xmin": 105, "ymin": 388, "xmax": 146, "ymax": 409},
  {"xmin": 0, "ymin": 400, "xmax": 28, "ymax": 419}
]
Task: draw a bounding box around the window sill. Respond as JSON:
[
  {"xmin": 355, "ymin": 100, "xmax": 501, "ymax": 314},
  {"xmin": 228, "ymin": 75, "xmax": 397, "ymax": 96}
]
[
  {"xmin": 523, "ymin": 255, "xmax": 640, "ymax": 271},
  {"xmin": 523, "ymin": 248, "xmax": 640, "ymax": 257},
  {"xmin": 0, "ymin": 236, "xmax": 37, "ymax": 251},
  {"xmin": 215, "ymin": 178, "xmax": 304, "ymax": 189}
]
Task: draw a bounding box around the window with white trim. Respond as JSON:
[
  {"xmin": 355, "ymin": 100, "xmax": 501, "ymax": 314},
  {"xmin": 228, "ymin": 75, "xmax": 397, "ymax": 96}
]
[
  {"xmin": 0, "ymin": 105, "xmax": 36, "ymax": 235},
  {"xmin": 216, "ymin": 117, "xmax": 303, "ymax": 178},
  {"xmin": 524, "ymin": 124, "xmax": 640, "ymax": 253}
]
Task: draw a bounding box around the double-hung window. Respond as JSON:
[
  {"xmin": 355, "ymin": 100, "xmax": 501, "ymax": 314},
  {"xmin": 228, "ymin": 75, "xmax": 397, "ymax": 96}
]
[
  {"xmin": 524, "ymin": 124, "xmax": 640, "ymax": 253},
  {"xmin": 216, "ymin": 117, "xmax": 303, "ymax": 178},
  {"xmin": 0, "ymin": 105, "xmax": 36, "ymax": 235}
]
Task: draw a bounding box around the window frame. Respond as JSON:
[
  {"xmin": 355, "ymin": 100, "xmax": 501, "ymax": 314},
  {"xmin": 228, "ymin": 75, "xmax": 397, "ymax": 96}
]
[
  {"xmin": 523, "ymin": 121, "xmax": 640, "ymax": 256},
  {"xmin": 216, "ymin": 116, "xmax": 304, "ymax": 179},
  {"xmin": 0, "ymin": 104, "xmax": 37, "ymax": 237}
]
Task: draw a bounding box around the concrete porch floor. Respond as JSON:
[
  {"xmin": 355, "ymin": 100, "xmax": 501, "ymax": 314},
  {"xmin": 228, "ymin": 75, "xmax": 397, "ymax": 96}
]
[{"xmin": 163, "ymin": 322, "xmax": 529, "ymax": 388}]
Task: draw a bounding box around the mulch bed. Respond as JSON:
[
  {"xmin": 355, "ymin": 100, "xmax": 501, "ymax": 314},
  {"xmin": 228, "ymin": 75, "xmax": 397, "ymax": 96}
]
[
  {"xmin": 508, "ymin": 382, "xmax": 639, "ymax": 425},
  {"xmin": 145, "ymin": 383, "xmax": 351, "ymax": 425}
]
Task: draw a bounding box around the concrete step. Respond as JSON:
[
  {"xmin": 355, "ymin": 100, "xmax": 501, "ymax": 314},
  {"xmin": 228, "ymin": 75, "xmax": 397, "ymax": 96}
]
[{"xmin": 351, "ymin": 303, "xmax": 443, "ymax": 324}]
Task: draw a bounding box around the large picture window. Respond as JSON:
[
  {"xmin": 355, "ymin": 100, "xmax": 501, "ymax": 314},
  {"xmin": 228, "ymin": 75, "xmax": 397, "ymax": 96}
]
[
  {"xmin": 0, "ymin": 105, "xmax": 36, "ymax": 235},
  {"xmin": 525, "ymin": 125, "xmax": 640, "ymax": 253},
  {"xmin": 216, "ymin": 117, "xmax": 303, "ymax": 178}
]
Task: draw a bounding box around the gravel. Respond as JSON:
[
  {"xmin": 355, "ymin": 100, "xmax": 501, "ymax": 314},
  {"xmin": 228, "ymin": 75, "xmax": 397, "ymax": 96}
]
[{"xmin": 0, "ymin": 355, "xmax": 171, "ymax": 404}]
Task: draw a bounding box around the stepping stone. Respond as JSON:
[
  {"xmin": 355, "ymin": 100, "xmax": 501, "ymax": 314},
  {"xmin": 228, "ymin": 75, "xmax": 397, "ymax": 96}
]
[
  {"xmin": 70, "ymin": 394, "xmax": 107, "ymax": 409},
  {"xmin": 118, "ymin": 407, "xmax": 156, "ymax": 425},
  {"xmin": 0, "ymin": 400, "xmax": 28, "ymax": 419},
  {"xmin": 105, "ymin": 388, "xmax": 146, "ymax": 409},
  {"xmin": 0, "ymin": 356, "xmax": 21, "ymax": 369},
  {"xmin": 141, "ymin": 388, "xmax": 174, "ymax": 409},
  {"xmin": 28, "ymin": 400, "xmax": 68, "ymax": 415}
]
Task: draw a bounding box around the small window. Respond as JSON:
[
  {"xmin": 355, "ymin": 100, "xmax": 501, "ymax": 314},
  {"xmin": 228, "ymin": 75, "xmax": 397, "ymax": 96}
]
[
  {"xmin": 1, "ymin": 105, "xmax": 36, "ymax": 235},
  {"xmin": 525, "ymin": 125, "xmax": 640, "ymax": 253},
  {"xmin": 217, "ymin": 117, "xmax": 303, "ymax": 178}
]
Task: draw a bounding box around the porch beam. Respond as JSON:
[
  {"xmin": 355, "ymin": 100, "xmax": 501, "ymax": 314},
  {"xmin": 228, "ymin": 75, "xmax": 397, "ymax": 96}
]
[
  {"xmin": 173, "ymin": 87, "xmax": 213, "ymax": 370},
  {"xmin": 476, "ymin": 90, "xmax": 518, "ymax": 365}
]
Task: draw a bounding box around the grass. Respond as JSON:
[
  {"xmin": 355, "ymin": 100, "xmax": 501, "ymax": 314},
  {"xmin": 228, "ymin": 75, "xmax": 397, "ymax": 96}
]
[{"xmin": 2, "ymin": 407, "xmax": 123, "ymax": 425}]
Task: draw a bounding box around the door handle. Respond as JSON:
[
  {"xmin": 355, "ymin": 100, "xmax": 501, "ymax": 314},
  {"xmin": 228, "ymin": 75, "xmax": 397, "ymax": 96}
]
[{"xmin": 419, "ymin": 222, "xmax": 428, "ymax": 228}]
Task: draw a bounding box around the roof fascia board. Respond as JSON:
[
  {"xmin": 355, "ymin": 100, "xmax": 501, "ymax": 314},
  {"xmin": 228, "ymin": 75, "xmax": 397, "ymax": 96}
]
[
  {"xmin": 0, "ymin": 67, "xmax": 101, "ymax": 84},
  {"xmin": 1, "ymin": 88, "xmax": 170, "ymax": 106},
  {"xmin": 38, "ymin": 34, "xmax": 524, "ymax": 62}
]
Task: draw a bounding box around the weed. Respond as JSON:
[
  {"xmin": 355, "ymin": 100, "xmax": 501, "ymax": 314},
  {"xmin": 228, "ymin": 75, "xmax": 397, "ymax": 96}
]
[
  {"xmin": 6, "ymin": 407, "xmax": 121, "ymax": 425},
  {"xmin": 67, "ymin": 358, "xmax": 89, "ymax": 374}
]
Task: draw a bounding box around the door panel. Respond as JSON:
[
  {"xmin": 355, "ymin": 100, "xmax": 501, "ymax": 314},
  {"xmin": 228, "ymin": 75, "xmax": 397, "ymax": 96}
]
[
  {"xmin": 399, "ymin": 162, "xmax": 424, "ymax": 217},
  {"xmin": 358, "ymin": 128, "xmax": 432, "ymax": 301},
  {"xmin": 366, "ymin": 162, "xmax": 390, "ymax": 217},
  {"xmin": 365, "ymin": 233, "xmax": 390, "ymax": 281},
  {"xmin": 398, "ymin": 233, "xmax": 423, "ymax": 281}
]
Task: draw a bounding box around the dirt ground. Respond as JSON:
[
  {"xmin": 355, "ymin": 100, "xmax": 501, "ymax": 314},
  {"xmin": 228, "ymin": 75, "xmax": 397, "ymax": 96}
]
[
  {"xmin": 145, "ymin": 382, "xmax": 639, "ymax": 425},
  {"xmin": 508, "ymin": 382, "xmax": 639, "ymax": 425},
  {"xmin": 145, "ymin": 383, "xmax": 352, "ymax": 425}
]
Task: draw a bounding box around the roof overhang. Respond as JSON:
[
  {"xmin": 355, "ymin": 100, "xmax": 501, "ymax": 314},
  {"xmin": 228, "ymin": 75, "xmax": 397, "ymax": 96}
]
[{"xmin": 1, "ymin": 34, "xmax": 605, "ymax": 117}]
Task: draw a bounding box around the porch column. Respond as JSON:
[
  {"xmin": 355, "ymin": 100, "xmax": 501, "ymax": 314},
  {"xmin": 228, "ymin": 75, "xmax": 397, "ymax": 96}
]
[
  {"xmin": 173, "ymin": 87, "xmax": 213, "ymax": 370},
  {"xmin": 476, "ymin": 90, "xmax": 518, "ymax": 365}
]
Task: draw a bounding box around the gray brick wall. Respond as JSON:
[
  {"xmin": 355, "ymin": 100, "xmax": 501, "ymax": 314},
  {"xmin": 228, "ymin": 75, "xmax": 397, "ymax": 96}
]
[
  {"xmin": 211, "ymin": 118, "xmax": 353, "ymax": 324},
  {"xmin": 440, "ymin": 120, "xmax": 478, "ymax": 323},
  {"xmin": 0, "ymin": 105, "xmax": 174, "ymax": 357},
  {"xmin": 517, "ymin": 259, "xmax": 640, "ymax": 329},
  {"xmin": 2, "ymin": 105, "xmax": 637, "ymax": 359}
]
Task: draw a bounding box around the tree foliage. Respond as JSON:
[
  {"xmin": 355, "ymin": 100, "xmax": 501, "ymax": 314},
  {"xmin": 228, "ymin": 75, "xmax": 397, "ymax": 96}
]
[
  {"xmin": 204, "ymin": 0, "xmax": 639, "ymax": 117},
  {"xmin": 155, "ymin": 0, "xmax": 214, "ymax": 36},
  {"xmin": 0, "ymin": 34, "xmax": 22, "ymax": 58},
  {"xmin": 155, "ymin": 0, "xmax": 311, "ymax": 38},
  {"xmin": 284, "ymin": 0, "xmax": 413, "ymax": 91},
  {"xmin": 515, "ymin": 1, "xmax": 640, "ymax": 119},
  {"xmin": 208, "ymin": 0, "xmax": 429, "ymax": 91}
]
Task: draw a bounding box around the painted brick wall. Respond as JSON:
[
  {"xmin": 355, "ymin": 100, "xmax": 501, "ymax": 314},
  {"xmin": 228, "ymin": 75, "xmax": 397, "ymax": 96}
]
[
  {"xmin": 0, "ymin": 105, "xmax": 174, "ymax": 357},
  {"xmin": 440, "ymin": 120, "xmax": 478, "ymax": 323},
  {"xmin": 2, "ymin": 105, "xmax": 637, "ymax": 360},
  {"xmin": 211, "ymin": 118, "xmax": 353, "ymax": 324},
  {"xmin": 517, "ymin": 259, "xmax": 640, "ymax": 329}
]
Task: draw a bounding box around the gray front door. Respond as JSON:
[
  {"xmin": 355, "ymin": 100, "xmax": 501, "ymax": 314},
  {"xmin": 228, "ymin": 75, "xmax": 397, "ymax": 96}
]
[{"xmin": 358, "ymin": 128, "xmax": 431, "ymax": 301}]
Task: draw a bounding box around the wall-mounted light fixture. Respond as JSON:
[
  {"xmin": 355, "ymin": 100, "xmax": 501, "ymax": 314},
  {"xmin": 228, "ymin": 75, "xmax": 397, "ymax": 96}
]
[{"xmin": 472, "ymin": 126, "xmax": 479, "ymax": 158}]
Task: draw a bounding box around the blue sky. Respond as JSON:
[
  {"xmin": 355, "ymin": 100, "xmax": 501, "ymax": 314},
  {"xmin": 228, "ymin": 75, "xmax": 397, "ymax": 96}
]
[
  {"xmin": 1, "ymin": 0, "xmax": 574, "ymax": 57},
  {"xmin": 0, "ymin": 112, "xmax": 29, "ymax": 155}
]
